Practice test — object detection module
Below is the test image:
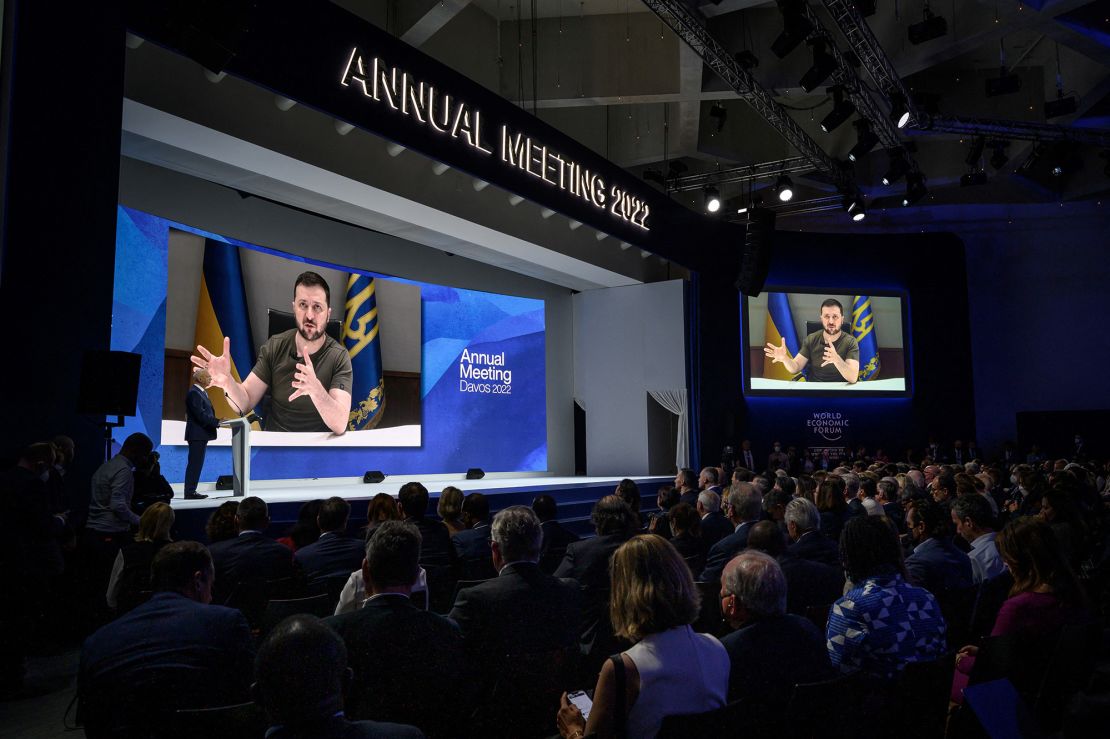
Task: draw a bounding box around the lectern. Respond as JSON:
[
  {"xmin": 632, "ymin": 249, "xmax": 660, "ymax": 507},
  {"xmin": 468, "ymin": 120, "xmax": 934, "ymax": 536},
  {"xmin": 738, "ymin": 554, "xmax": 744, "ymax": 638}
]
[{"xmin": 219, "ymin": 417, "xmax": 252, "ymax": 497}]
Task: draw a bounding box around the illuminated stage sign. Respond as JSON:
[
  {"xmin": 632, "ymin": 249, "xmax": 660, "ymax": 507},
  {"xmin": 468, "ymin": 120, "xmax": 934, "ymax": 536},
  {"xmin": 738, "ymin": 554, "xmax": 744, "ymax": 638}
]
[{"xmin": 340, "ymin": 47, "xmax": 651, "ymax": 232}]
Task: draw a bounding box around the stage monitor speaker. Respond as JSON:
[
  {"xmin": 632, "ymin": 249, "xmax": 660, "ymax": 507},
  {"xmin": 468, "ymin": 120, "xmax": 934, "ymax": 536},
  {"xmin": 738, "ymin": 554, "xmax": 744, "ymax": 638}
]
[
  {"xmin": 215, "ymin": 475, "xmax": 235, "ymax": 490},
  {"xmin": 736, "ymin": 208, "xmax": 775, "ymax": 297},
  {"xmin": 363, "ymin": 470, "xmax": 386, "ymax": 484},
  {"xmin": 465, "ymin": 468, "xmax": 485, "ymax": 480},
  {"xmin": 77, "ymin": 351, "xmax": 142, "ymax": 417}
]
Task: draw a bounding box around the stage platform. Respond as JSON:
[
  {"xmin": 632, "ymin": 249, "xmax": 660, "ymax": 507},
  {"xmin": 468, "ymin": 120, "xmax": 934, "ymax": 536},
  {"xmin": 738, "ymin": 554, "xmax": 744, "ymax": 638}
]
[{"xmin": 168, "ymin": 474, "xmax": 672, "ymax": 541}]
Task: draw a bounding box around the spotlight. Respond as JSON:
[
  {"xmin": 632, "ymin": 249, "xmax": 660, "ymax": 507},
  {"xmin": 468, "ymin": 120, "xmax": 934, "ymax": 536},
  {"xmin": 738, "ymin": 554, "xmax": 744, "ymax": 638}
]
[
  {"xmin": 989, "ymin": 141, "xmax": 1010, "ymax": 170},
  {"xmin": 709, "ymin": 102, "xmax": 728, "ymax": 133},
  {"xmin": 848, "ymin": 120, "xmax": 879, "ymax": 162},
  {"xmin": 1052, "ymin": 164, "xmax": 1064, "ymax": 177},
  {"xmin": 775, "ymin": 174, "xmax": 794, "ymax": 202},
  {"xmin": 881, "ymin": 148, "xmax": 910, "ymax": 186},
  {"xmin": 844, "ymin": 194, "xmax": 866, "ymax": 221},
  {"xmin": 907, "ymin": 5, "xmax": 947, "ymax": 45},
  {"xmin": 704, "ymin": 186, "xmax": 721, "ymax": 213},
  {"xmin": 888, "ymin": 91, "xmax": 911, "ymax": 129},
  {"xmin": 820, "ymin": 86, "xmax": 855, "ymax": 133},
  {"xmin": 965, "ymin": 137, "xmax": 986, "ymax": 167},
  {"xmin": 771, "ymin": 1, "xmax": 814, "ymax": 59},
  {"xmin": 800, "ymin": 38, "xmax": 838, "ymax": 93},
  {"xmin": 902, "ymin": 171, "xmax": 927, "ymax": 206},
  {"xmin": 852, "ymin": 204, "xmax": 867, "ymax": 222},
  {"xmin": 960, "ymin": 171, "xmax": 988, "ymax": 187}
]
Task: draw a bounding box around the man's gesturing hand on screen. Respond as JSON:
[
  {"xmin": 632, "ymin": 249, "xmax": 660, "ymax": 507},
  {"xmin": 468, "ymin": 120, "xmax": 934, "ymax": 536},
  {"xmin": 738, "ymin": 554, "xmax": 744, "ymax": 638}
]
[
  {"xmin": 192, "ymin": 337, "xmax": 233, "ymax": 391},
  {"xmin": 764, "ymin": 337, "xmax": 789, "ymax": 364}
]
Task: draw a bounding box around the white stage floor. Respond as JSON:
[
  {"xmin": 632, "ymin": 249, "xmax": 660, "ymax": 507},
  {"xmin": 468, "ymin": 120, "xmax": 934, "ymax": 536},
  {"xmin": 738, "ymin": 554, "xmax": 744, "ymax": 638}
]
[{"xmin": 168, "ymin": 474, "xmax": 668, "ymax": 511}]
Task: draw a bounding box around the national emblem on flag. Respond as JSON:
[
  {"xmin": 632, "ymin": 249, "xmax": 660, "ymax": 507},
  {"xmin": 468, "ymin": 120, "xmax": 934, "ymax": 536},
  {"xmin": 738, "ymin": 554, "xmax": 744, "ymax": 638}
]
[
  {"xmin": 852, "ymin": 295, "xmax": 881, "ymax": 381},
  {"xmin": 343, "ymin": 274, "xmax": 386, "ymax": 430}
]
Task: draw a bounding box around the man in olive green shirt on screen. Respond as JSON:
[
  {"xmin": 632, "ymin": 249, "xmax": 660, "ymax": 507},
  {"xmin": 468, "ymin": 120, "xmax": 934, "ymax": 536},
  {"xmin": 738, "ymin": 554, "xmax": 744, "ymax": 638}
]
[{"xmin": 764, "ymin": 298, "xmax": 860, "ymax": 383}]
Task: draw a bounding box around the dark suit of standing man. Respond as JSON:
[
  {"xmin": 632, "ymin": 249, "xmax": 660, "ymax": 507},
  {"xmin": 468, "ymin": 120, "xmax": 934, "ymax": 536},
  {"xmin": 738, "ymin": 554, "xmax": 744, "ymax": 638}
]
[{"xmin": 184, "ymin": 369, "xmax": 217, "ymax": 500}]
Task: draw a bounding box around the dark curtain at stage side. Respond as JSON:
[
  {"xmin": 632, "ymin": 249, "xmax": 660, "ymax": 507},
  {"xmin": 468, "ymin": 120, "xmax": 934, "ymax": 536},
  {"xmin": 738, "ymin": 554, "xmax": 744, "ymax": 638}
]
[
  {"xmin": 691, "ymin": 271, "xmax": 742, "ymax": 470},
  {"xmin": 693, "ymin": 229, "xmax": 975, "ymax": 461}
]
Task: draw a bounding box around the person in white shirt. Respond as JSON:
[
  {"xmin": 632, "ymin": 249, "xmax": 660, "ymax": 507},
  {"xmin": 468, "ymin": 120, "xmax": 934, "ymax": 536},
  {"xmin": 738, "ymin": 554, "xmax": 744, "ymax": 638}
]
[{"xmin": 951, "ymin": 494, "xmax": 1005, "ymax": 583}]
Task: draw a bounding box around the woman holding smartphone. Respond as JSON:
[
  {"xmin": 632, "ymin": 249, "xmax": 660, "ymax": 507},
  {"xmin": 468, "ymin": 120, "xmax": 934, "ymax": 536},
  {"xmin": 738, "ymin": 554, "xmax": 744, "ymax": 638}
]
[{"xmin": 555, "ymin": 535, "xmax": 729, "ymax": 739}]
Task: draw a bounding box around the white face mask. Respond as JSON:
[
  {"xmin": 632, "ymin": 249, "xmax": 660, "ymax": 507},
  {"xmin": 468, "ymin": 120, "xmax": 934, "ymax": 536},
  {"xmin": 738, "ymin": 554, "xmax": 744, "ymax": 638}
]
[
  {"xmin": 1010, "ymin": 475, "xmax": 1018, "ymax": 484},
  {"xmin": 39, "ymin": 469, "xmax": 51, "ymax": 483}
]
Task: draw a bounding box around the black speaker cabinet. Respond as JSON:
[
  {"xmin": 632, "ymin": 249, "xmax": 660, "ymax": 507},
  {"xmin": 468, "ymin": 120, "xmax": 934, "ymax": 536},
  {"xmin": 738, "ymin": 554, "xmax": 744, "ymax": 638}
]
[
  {"xmin": 77, "ymin": 351, "xmax": 142, "ymax": 417},
  {"xmin": 736, "ymin": 208, "xmax": 776, "ymax": 297}
]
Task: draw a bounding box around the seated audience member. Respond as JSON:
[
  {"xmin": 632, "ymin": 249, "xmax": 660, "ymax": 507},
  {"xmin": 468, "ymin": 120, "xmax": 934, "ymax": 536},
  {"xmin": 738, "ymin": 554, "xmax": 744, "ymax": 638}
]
[
  {"xmin": 276, "ymin": 499, "xmax": 324, "ymax": 552},
  {"xmin": 450, "ymin": 507, "xmax": 581, "ymax": 689},
  {"xmin": 326, "ymin": 521, "xmax": 468, "ymax": 738},
  {"xmin": 666, "ymin": 502, "xmax": 705, "ymax": 573},
  {"xmin": 749, "ymin": 521, "xmax": 843, "ymax": 619},
  {"xmin": 555, "ymin": 496, "xmax": 637, "ymax": 589},
  {"xmin": 556, "ymin": 536, "xmax": 729, "ymax": 739},
  {"xmin": 930, "ymin": 469, "xmax": 957, "ymax": 506},
  {"xmin": 815, "ymin": 477, "xmax": 849, "ymax": 542},
  {"xmin": 532, "ymin": 494, "xmax": 580, "ymax": 573},
  {"xmin": 950, "ymin": 494, "xmax": 1005, "ymax": 583},
  {"xmin": 699, "ymin": 467, "xmax": 722, "ymax": 495},
  {"xmin": 843, "ymin": 474, "xmax": 864, "ymax": 517},
  {"xmin": 294, "ymin": 497, "xmax": 365, "ymax": 585},
  {"xmin": 452, "ymin": 493, "xmax": 495, "ymax": 579},
  {"xmin": 363, "ymin": 493, "xmax": 400, "ymax": 537},
  {"xmin": 647, "ymin": 485, "xmax": 680, "ymax": 540},
  {"xmin": 437, "ymin": 486, "xmax": 465, "ymax": 537},
  {"xmin": 615, "ymin": 478, "xmax": 643, "ymax": 527},
  {"xmin": 205, "ymin": 501, "xmax": 240, "ymax": 544},
  {"xmin": 398, "ymin": 482, "xmax": 453, "ymax": 568},
  {"xmin": 877, "ymin": 477, "xmax": 905, "ymax": 532},
  {"xmin": 904, "ymin": 500, "xmax": 974, "ymax": 595},
  {"xmin": 785, "ymin": 497, "xmax": 840, "ymax": 567},
  {"xmin": 700, "ymin": 483, "xmax": 762, "ymax": 583},
  {"xmin": 78, "ymin": 542, "xmax": 254, "ymax": 733},
  {"xmin": 720, "ymin": 550, "xmax": 833, "ymax": 705},
  {"xmin": 254, "ymin": 615, "xmax": 423, "ymax": 739},
  {"xmin": 828, "ymin": 516, "xmax": 947, "ymax": 680},
  {"xmin": 1006, "ymin": 466, "xmax": 1046, "ymax": 517},
  {"xmin": 1039, "ymin": 484, "xmax": 1090, "ymax": 569},
  {"xmin": 763, "ymin": 489, "xmax": 793, "ymax": 534},
  {"xmin": 697, "ymin": 490, "xmax": 733, "ymax": 548},
  {"xmin": 106, "ymin": 502, "xmax": 174, "ymax": 612},
  {"xmin": 208, "ymin": 496, "xmax": 298, "ymax": 604},
  {"xmin": 675, "ymin": 468, "xmax": 700, "ymax": 508},
  {"xmin": 131, "ymin": 451, "xmax": 174, "ymax": 514},
  {"xmin": 952, "ymin": 517, "xmax": 1092, "ymax": 702}
]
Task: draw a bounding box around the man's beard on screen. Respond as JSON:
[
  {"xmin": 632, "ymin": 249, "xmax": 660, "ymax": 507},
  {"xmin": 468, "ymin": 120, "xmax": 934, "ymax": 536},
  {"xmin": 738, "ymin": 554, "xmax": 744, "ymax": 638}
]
[{"xmin": 298, "ymin": 320, "xmax": 323, "ymax": 342}]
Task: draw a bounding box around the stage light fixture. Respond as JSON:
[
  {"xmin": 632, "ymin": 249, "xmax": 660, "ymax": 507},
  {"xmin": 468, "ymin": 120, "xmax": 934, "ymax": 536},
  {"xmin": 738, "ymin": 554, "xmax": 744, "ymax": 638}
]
[
  {"xmin": 800, "ymin": 38, "xmax": 838, "ymax": 93},
  {"xmin": 960, "ymin": 171, "xmax": 988, "ymax": 187},
  {"xmin": 771, "ymin": 0, "xmax": 814, "ymax": 59},
  {"xmin": 709, "ymin": 102, "xmax": 728, "ymax": 133},
  {"xmin": 907, "ymin": 4, "xmax": 947, "ymax": 45},
  {"xmin": 888, "ymin": 91, "xmax": 911, "ymax": 129},
  {"xmin": 820, "ymin": 86, "xmax": 855, "ymax": 133},
  {"xmin": 989, "ymin": 141, "xmax": 1010, "ymax": 170},
  {"xmin": 1044, "ymin": 95, "xmax": 1077, "ymax": 119},
  {"xmin": 704, "ymin": 186, "xmax": 721, "ymax": 213},
  {"xmin": 734, "ymin": 50, "xmax": 760, "ymax": 70},
  {"xmin": 881, "ymin": 148, "xmax": 910, "ymax": 186},
  {"xmin": 852, "ymin": 203, "xmax": 867, "ymax": 222},
  {"xmin": 902, "ymin": 172, "xmax": 927, "ymax": 206},
  {"xmin": 965, "ymin": 137, "xmax": 986, "ymax": 167},
  {"xmin": 986, "ymin": 72, "xmax": 1022, "ymax": 97},
  {"xmin": 844, "ymin": 194, "xmax": 866, "ymax": 221},
  {"xmin": 775, "ymin": 174, "xmax": 794, "ymax": 202},
  {"xmin": 847, "ymin": 120, "xmax": 879, "ymax": 162}
]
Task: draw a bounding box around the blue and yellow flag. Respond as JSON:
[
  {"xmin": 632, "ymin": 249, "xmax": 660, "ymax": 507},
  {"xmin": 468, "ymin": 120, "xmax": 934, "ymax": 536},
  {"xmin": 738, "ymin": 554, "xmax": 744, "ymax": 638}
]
[
  {"xmin": 852, "ymin": 295, "xmax": 881, "ymax": 381},
  {"xmin": 763, "ymin": 292, "xmax": 805, "ymax": 380},
  {"xmin": 194, "ymin": 239, "xmax": 255, "ymax": 419},
  {"xmin": 343, "ymin": 273, "xmax": 385, "ymax": 430}
]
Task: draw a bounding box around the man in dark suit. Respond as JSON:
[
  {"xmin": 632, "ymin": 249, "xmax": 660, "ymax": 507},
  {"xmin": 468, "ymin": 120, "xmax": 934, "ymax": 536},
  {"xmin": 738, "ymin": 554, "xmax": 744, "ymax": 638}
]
[
  {"xmin": 698, "ymin": 466, "xmax": 722, "ymax": 496},
  {"xmin": 208, "ymin": 496, "xmax": 299, "ymax": 605},
  {"xmin": 532, "ymin": 494, "xmax": 579, "ymax": 573},
  {"xmin": 785, "ymin": 497, "xmax": 841, "ymax": 567},
  {"xmin": 294, "ymin": 496, "xmax": 364, "ymax": 585},
  {"xmin": 877, "ymin": 477, "xmax": 906, "ymax": 534},
  {"xmin": 326, "ymin": 521, "xmax": 469, "ymax": 738},
  {"xmin": 675, "ymin": 468, "xmax": 699, "ymax": 508},
  {"xmin": 256, "ymin": 615, "xmax": 423, "ymax": 739},
  {"xmin": 450, "ymin": 506, "xmax": 581, "ymax": 691},
  {"xmin": 748, "ymin": 521, "xmax": 844, "ymax": 618},
  {"xmin": 183, "ymin": 368, "xmax": 218, "ymax": 500},
  {"xmin": 700, "ymin": 483, "xmax": 762, "ymax": 583},
  {"xmin": 452, "ymin": 492, "xmax": 495, "ymax": 580},
  {"xmin": 697, "ymin": 490, "xmax": 733, "ymax": 548},
  {"xmin": 397, "ymin": 481, "xmax": 453, "ymax": 568},
  {"xmin": 78, "ymin": 542, "xmax": 255, "ymax": 735},
  {"xmin": 904, "ymin": 499, "xmax": 974, "ymax": 594},
  {"xmin": 719, "ymin": 551, "xmax": 833, "ymax": 706}
]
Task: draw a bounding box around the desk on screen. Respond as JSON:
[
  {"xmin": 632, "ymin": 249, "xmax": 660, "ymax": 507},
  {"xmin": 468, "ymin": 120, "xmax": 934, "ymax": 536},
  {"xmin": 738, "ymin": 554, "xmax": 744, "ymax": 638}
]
[{"xmin": 749, "ymin": 378, "xmax": 906, "ymax": 391}]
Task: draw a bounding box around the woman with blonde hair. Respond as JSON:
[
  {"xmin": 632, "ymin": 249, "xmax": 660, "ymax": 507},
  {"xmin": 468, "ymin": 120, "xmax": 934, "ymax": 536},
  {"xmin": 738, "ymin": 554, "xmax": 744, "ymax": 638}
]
[
  {"xmin": 437, "ymin": 486, "xmax": 466, "ymax": 536},
  {"xmin": 106, "ymin": 502, "xmax": 175, "ymax": 612},
  {"xmin": 556, "ymin": 535, "xmax": 729, "ymax": 739}
]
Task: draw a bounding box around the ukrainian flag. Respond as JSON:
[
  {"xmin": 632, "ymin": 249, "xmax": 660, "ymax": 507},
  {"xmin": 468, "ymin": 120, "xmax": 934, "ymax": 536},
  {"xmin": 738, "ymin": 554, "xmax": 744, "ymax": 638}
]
[
  {"xmin": 193, "ymin": 239, "xmax": 255, "ymax": 419},
  {"xmin": 852, "ymin": 295, "xmax": 881, "ymax": 381},
  {"xmin": 343, "ymin": 273, "xmax": 385, "ymax": 430},
  {"xmin": 763, "ymin": 292, "xmax": 805, "ymax": 380}
]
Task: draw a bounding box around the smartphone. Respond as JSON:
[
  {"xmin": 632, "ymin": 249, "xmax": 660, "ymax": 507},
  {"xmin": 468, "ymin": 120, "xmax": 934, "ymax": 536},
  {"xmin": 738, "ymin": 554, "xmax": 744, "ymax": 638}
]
[{"xmin": 567, "ymin": 690, "xmax": 592, "ymax": 720}]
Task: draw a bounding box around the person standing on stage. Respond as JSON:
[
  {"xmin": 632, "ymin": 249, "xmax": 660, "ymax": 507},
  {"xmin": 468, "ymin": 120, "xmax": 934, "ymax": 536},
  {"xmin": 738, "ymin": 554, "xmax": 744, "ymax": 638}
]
[
  {"xmin": 763, "ymin": 298, "xmax": 860, "ymax": 383},
  {"xmin": 191, "ymin": 271, "xmax": 353, "ymax": 434},
  {"xmin": 183, "ymin": 368, "xmax": 217, "ymax": 500}
]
